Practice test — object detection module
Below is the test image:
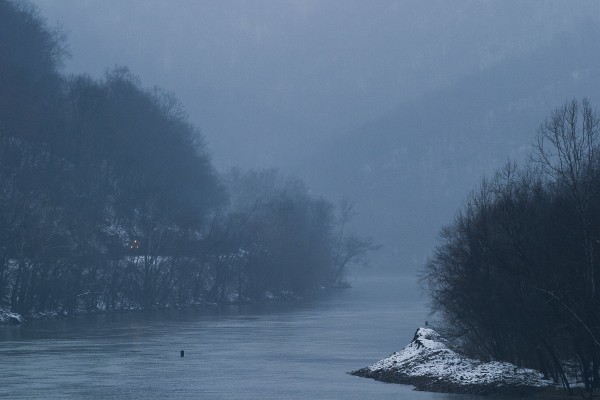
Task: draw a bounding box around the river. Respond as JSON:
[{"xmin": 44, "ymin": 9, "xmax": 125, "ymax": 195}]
[{"xmin": 0, "ymin": 269, "xmax": 523, "ymax": 399}]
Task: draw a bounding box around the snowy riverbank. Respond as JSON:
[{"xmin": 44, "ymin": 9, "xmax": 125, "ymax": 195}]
[
  {"xmin": 0, "ymin": 309, "xmax": 23, "ymax": 325},
  {"xmin": 351, "ymin": 328, "xmax": 554, "ymax": 396},
  {"xmin": 0, "ymin": 287, "xmax": 332, "ymax": 326}
]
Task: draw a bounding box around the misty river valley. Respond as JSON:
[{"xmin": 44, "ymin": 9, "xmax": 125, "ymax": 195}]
[
  {"xmin": 0, "ymin": 270, "xmax": 536, "ymax": 400},
  {"xmin": 5, "ymin": 1, "xmax": 600, "ymax": 397}
]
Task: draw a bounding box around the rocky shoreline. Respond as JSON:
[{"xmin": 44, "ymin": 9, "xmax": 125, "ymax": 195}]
[{"xmin": 350, "ymin": 328, "xmax": 555, "ymax": 396}]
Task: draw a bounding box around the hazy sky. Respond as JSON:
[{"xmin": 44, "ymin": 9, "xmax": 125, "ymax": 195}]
[
  {"xmin": 33, "ymin": 1, "xmax": 599, "ymax": 170},
  {"xmin": 32, "ymin": 1, "xmax": 600, "ymax": 268}
]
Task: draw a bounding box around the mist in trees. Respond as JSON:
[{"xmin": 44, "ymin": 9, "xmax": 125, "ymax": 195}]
[
  {"xmin": 30, "ymin": 1, "xmax": 600, "ymax": 273},
  {"xmin": 423, "ymin": 99, "xmax": 600, "ymax": 394},
  {"xmin": 0, "ymin": 0, "xmax": 376, "ymax": 316}
]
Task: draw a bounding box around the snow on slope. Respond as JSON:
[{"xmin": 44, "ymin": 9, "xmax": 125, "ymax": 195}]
[
  {"xmin": 351, "ymin": 328, "xmax": 554, "ymax": 395},
  {"xmin": 0, "ymin": 309, "xmax": 23, "ymax": 324}
]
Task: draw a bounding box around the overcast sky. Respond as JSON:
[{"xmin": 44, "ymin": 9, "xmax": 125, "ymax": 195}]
[
  {"xmin": 31, "ymin": 1, "xmax": 600, "ymax": 268},
  {"xmin": 33, "ymin": 1, "xmax": 600, "ymax": 170}
]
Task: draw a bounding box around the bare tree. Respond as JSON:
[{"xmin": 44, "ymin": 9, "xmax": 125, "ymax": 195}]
[
  {"xmin": 332, "ymin": 198, "xmax": 379, "ymax": 286},
  {"xmin": 532, "ymin": 98, "xmax": 600, "ymax": 298}
]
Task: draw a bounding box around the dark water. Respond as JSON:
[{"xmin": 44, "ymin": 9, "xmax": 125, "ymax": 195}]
[{"xmin": 0, "ymin": 270, "xmax": 511, "ymax": 399}]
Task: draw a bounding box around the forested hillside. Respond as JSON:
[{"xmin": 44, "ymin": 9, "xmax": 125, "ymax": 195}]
[
  {"xmin": 424, "ymin": 99, "xmax": 600, "ymax": 394},
  {"xmin": 0, "ymin": 0, "xmax": 373, "ymax": 316},
  {"xmin": 303, "ymin": 23, "xmax": 600, "ymax": 269}
]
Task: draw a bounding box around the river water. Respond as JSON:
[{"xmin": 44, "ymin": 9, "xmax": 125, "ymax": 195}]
[{"xmin": 0, "ymin": 270, "xmax": 517, "ymax": 399}]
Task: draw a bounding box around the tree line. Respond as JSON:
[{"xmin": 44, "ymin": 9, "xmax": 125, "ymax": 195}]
[
  {"xmin": 0, "ymin": 0, "xmax": 375, "ymax": 316},
  {"xmin": 424, "ymin": 98, "xmax": 600, "ymax": 395}
]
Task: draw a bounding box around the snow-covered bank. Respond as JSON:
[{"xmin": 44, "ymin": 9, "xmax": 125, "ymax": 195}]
[
  {"xmin": 0, "ymin": 287, "xmax": 334, "ymax": 326},
  {"xmin": 0, "ymin": 309, "xmax": 23, "ymax": 325},
  {"xmin": 351, "ymin": 328, "xmax": 554, "ymax": 396}
]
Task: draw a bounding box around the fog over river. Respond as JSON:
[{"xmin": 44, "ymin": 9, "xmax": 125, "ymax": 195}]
[
  {"xmin": 2, "ymin": 1, "xmax": 599, "ymax": 397},
  {"xmin": 0, "ymin": 269, "xmax": 537, "ymax": 399}
]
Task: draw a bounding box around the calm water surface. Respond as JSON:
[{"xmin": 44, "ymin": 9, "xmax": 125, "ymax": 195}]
[{"xmin": 0, "ymin": 270, "xmax": 524, "ymax": 399}]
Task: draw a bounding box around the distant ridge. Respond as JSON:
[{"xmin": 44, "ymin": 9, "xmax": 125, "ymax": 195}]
[{"xmin": 302, "ymin": 24, "xmax": 600, "ymax": 269}]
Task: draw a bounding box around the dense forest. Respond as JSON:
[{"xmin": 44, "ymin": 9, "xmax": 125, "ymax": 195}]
[
  {"xmin": 0, "ymin": 0, "xmax": 374, "ymax": 316},
  {"xmin": 424, "ymin": 99, "xmax": 600, "ymax": 394}
]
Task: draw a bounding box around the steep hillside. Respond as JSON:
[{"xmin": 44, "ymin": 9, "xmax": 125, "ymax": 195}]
[{"xmin": 301, "ymin": 25, "xmax": 600, "ymax": 269}]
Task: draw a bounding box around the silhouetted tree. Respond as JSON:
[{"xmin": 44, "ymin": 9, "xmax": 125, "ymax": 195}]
[
  {"xmin": 331, "ymin": 199, "xmax": 379, "ymax": 286},
  {"xmin": 0, "ymin": 0, "xmax": 376, "ymax": 318},
  {"xmin": 424, "ymin": 99, "xmax": 600, "ymax": 395}
]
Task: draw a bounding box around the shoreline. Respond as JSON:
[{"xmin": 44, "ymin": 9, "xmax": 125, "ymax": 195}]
[
  {"xmin": 350, "ymin": 327, "xmax": 557, "ymax": 396},
  {"xmin": 0, "ymin": 284, "xmax": 346, "ymax": 326}
]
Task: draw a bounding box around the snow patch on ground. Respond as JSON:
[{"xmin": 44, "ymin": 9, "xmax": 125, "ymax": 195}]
[
  {"xmin": 351, "ymin": 327, "xmax": 554, "ymax": 395},
  {"xmin": 0, "ymin": 309, "xmax": 23, "ymax": 325}
]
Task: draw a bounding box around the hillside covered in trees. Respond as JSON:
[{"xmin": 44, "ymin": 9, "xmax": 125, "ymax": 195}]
[
  {"xmin": 424, "ymin": 99, "xmax": 600, "ymax": 395},
  {"xmin": 0, "ymin": 0, "xmax": 374, "ymax": 316}
]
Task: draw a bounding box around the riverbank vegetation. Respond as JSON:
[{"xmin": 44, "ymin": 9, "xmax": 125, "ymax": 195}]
[
  {"xmin": 0, "ymin": 0, "xmax": 375, "ymax": 317},
  {"xmin": 423, "ymin": 98, "xmax": 600, "ymax": 396}
]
